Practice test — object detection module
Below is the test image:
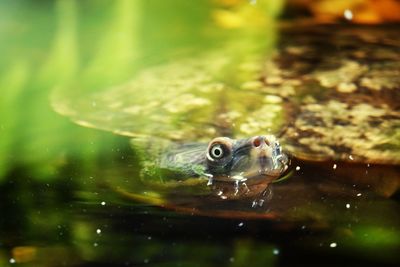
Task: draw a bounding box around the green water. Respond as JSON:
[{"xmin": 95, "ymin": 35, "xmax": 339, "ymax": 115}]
[{"xmin": 0, "ymin": 0, "xmax": 399, "ymax": 266}]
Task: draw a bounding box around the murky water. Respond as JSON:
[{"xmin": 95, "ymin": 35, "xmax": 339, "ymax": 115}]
[{"xmin": 0, "ymin": 1, "xmax": 399, "ymax": 266}]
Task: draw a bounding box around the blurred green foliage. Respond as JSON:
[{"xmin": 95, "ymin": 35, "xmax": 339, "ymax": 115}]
[{"xmin": 0, "ymin": 0, "xmax": 282, "ymax": 183}]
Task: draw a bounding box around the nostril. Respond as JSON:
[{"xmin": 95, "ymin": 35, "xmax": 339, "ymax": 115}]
[
  {"xmin": 264, "ymin": 138, "xmax": 270, "ymax": 146},
  {"xmin": 253, "ymin": 137, "xmax": 261, "ymax": 147}
]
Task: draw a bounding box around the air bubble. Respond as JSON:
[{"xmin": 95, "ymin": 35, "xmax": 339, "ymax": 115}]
[{"xmin": 344, "ymin": 9, "xmax": 353, "ymax": 21}]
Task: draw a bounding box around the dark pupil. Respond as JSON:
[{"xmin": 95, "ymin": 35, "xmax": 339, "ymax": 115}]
[{"xmin": 212, "ymin": 145, "xmax": 223, "ymax": 158}]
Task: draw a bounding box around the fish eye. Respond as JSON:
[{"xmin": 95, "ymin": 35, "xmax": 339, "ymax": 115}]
[
  {"xmin": 209, "ymin": 144, "xmax": 225, "ymax": 160},
  {"xmin": 207, "ymin": 137, "xmax": 233, "ymax": 162}
]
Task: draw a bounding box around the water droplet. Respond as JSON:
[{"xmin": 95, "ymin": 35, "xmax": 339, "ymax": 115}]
[
  {"xmin": 148, "ymin": 236, "xmax": 152, "ymax": 240},
  {"xmin": 330, "ymin": 242, "xmax": 337, "ymax": 248},
  {"xmin": 333, "ymin": 164, "xmax": 337, "ymax": 170},
  {"xmin": 344, "ymin": 9, "xmax": 353, "ymax": 21},
  {"xmin": 9, "ymin": 258, "xmax": 16, "ymax": 264},
  {"xmin": 273, "ymin": 249, "xmax": 280, "ymax": 255},
  {"xmin": 357, "ymin": 193, "xmax": 362, "ymax": 197},
  {"xmin": 93, "ymin": 242, "xmax": 98, "ymax": 247},
  {"xmin": 101, "ymin": 201, "xmax": 106, "ymax": 206},
  {"xmin": 349, "ymin": 155, "xmax": 354, "ymax": 160},
  {"xmin": 346, "ymin": 203, "xmax": 350, "ymax": 209},
  {"xmin": 96, "ymin": 229, "xmax": 101, "ymax": 234},
  {"xmin": 229, "ymin": 257, "xmax": 235, "ymax": 262},
  {"xmin": 295, "ymin": 166, "xmax": 301, "ymax": 171},
  {"xmin": 238, "ymin": 222, "xmax": 244, "ymax": 227}
]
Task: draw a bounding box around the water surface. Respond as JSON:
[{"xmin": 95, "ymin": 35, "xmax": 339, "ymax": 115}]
[{"xmin": 0, "ymin": 1, "xmax": 399, "ymax": 266}]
